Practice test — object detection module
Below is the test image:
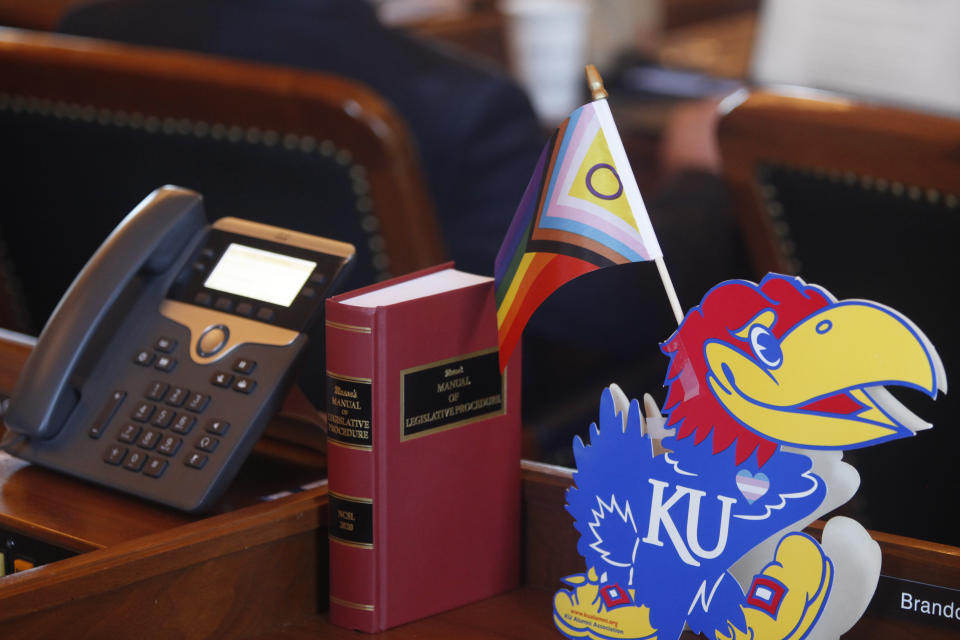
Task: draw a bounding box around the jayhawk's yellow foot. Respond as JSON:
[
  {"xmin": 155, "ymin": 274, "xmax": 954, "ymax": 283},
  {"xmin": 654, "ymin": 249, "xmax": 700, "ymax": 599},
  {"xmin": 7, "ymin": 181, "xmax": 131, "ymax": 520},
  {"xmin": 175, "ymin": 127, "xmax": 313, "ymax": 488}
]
[
  {"xmin": 716, "ymin": 533, "xmax": 833, "ymax": 640},
  {"xmin": 553, "ymin": 567, "xmax": 658, "ymax": 640}
]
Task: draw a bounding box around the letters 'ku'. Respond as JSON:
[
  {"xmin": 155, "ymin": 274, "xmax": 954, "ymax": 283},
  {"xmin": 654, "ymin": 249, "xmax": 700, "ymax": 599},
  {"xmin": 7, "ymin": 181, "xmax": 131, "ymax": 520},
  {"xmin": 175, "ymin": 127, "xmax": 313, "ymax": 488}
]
[{"xmin": 553, "ymin": 274, "xmax": 946, "ymax": 640}]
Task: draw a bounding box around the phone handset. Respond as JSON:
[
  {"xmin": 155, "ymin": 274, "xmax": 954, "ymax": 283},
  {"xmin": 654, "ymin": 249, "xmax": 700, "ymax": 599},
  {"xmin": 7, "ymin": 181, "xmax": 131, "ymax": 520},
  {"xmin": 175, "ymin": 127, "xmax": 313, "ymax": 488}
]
[{"xmin": 4, "ymin": 186, "xmax": 206, "ymax": 440}]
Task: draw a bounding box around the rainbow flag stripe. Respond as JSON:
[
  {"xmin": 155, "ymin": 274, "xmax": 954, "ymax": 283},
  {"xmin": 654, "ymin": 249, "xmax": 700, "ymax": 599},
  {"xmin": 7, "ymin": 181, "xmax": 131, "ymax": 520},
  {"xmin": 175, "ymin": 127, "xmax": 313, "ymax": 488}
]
[{"xmin": 494, "ymin": 100, "xmax": 662, "ymax": 370}]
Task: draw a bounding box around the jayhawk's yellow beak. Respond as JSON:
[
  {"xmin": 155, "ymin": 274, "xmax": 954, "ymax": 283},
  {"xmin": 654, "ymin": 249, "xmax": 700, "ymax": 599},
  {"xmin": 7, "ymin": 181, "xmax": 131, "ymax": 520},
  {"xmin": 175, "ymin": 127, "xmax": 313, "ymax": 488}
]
[{"xmin": 704, "ymin": 301, "xmax": 945, "ymax": 448}]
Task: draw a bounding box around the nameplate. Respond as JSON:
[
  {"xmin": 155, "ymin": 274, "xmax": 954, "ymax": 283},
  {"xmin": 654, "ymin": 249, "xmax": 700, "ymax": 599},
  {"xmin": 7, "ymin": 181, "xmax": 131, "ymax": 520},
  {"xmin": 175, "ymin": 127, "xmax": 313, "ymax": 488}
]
[
  {"xmin": 400, "ymin": 348, "xmax": 504, "ymax": 440},
  {"xmin": 866, "ymin": 574, "xmax": 960, "ymax": 631}
]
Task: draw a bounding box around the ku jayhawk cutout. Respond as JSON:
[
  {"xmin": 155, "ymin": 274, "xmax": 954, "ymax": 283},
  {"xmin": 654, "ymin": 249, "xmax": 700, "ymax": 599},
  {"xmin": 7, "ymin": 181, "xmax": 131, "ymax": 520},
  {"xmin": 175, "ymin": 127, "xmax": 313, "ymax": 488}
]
[{"xmin": 553, "ymin": 274, "xmax": 946, "ymax": 640}]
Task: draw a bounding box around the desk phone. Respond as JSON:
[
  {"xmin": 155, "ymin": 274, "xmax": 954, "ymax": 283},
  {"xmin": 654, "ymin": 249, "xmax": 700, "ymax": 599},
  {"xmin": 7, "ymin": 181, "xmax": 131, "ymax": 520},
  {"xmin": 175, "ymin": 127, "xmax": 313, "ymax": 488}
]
[{"xmin": 3, "ymin": 186, "xmax": 354, "ymax": 512}]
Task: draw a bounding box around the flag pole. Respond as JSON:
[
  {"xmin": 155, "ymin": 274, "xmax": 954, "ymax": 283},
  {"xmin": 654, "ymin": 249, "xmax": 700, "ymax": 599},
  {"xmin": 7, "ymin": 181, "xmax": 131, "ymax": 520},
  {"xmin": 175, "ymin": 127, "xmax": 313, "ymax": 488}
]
[{"xmin": 585, "ymin": 65, "xmax": 684, "ymax": 326}]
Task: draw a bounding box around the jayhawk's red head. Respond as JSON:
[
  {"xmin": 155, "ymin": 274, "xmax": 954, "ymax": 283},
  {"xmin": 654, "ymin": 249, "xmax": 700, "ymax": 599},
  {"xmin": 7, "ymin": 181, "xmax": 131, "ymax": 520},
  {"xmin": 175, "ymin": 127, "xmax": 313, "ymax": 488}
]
[{"xmin": 661, "ymin": 274, "xmax": 945, "ymax": 467}]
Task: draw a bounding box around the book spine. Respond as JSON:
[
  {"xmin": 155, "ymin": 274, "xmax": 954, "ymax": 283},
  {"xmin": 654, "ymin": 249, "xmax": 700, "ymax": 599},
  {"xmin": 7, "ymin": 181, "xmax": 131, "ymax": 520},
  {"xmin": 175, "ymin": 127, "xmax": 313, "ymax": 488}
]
[{"xmin": 325, "ymin": 301, "xmax": 379, "ymax": 632}]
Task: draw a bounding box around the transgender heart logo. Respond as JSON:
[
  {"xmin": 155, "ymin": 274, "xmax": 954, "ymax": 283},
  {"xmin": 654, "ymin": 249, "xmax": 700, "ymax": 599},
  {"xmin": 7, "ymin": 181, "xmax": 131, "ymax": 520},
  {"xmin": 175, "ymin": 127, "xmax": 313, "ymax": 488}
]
[{"xmin": 735, "ymin": 470, "xmax": 770, "ymax": 504}]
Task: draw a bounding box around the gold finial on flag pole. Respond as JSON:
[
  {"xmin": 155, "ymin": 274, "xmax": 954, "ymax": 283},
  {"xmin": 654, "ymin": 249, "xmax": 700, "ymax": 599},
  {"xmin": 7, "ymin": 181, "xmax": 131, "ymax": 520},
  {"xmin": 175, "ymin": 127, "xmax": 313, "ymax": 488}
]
[
  {"xmin": 585, "ymin": 64, "xmax": 608, "ymax": 101},
  {"xmin": 584, "ymin": 63, "xmax": 684, "ymax": 325}
]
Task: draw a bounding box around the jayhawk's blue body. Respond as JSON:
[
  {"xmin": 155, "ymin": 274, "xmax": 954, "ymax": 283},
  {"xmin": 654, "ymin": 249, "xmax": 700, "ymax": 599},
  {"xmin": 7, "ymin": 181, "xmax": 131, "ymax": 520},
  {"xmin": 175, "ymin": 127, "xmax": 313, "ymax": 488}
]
[
  {"xmin": 554, "ymin": 275, "xmax": 944, "ymax": 640},
  {"xmin": 567, "ymin": 391, "xmax": 825, "ymax": 639}
]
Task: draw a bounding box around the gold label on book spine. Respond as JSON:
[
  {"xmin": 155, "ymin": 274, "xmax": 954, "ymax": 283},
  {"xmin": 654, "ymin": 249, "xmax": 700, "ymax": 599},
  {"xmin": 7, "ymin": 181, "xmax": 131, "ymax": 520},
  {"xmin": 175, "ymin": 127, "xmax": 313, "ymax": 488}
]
[
  {"xmin": 329, "ymin": 491, "xmax": 374, "ymax": 548},
  {"xmin": 326, "ymin": 372, "xmax": 373, "ymax": 449},
  {"xmin": 400, "ymin": 348, "xmax": 505, "ymax": 440}
]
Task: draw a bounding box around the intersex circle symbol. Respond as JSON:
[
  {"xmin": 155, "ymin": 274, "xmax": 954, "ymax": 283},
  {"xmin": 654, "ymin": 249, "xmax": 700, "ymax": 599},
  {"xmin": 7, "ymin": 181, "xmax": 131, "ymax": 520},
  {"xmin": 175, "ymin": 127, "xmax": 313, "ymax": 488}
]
[{"xmin": 586, "ymin": 163, "xmax": 623, "ymax": 200}]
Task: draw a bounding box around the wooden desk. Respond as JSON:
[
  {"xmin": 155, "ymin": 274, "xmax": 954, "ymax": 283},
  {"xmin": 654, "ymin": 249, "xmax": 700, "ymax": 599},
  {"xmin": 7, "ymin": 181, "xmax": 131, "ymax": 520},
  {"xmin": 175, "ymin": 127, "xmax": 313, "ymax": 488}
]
[{"xmin": 3, "ymin": 335, "xmax": 960, "ymax": 639}]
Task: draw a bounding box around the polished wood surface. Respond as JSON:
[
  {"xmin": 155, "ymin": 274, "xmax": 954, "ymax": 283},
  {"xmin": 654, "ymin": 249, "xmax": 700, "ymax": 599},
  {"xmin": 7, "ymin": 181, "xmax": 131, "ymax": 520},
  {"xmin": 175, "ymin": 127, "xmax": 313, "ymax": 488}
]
[
  {"xmin": 0, "ymin": 27, "xmax": 446, "ymax": 279},
  {"xmin": 0, "ymin": 484, "xmax": 327, "ymax": 638},
  {"xmin": 718, "ymin": 90, "xmax": 960, "ymax": 274}
]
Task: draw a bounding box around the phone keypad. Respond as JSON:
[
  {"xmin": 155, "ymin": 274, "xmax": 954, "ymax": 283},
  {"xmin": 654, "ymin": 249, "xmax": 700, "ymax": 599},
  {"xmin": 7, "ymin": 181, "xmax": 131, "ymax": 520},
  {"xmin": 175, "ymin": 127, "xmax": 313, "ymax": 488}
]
[
  {"xmin": 99, "ymin": 335, "xmax": 260, "ymax": 487},
  {"xmin": 101, "ymin": 383, "xmax": 230, "ymax": 480}
]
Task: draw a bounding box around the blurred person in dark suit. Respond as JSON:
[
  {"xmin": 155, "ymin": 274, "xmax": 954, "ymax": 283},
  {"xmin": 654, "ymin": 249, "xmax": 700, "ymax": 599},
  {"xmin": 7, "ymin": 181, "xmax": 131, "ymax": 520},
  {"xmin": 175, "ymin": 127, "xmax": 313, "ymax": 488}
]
[{"xmin": 59, "ymin": 0, "xmax": 544, "ymax": 279}]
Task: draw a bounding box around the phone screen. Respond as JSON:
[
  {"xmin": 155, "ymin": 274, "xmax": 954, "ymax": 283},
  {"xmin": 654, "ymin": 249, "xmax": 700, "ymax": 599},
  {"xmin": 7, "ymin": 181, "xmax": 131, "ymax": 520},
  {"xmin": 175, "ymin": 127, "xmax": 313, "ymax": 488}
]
[{"xmin": 203, "ymin": 243, "xmax": 316, "ymax": 307}]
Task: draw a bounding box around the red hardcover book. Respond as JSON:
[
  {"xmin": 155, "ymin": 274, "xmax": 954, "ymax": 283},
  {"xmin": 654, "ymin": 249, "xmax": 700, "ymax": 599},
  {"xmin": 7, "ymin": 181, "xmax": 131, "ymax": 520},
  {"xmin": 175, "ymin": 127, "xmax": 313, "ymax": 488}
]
[{"xmin": 324, "ymin": 264, "xmax": 521, "ymax": 632}]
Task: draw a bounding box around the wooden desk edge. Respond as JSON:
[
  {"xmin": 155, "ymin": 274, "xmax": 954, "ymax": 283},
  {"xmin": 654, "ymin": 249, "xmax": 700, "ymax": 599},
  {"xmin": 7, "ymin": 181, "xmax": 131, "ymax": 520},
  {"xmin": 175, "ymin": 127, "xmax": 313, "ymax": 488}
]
[{"xmin": 0, "ymin": 483, "xmax": 328, "ymax": 621}]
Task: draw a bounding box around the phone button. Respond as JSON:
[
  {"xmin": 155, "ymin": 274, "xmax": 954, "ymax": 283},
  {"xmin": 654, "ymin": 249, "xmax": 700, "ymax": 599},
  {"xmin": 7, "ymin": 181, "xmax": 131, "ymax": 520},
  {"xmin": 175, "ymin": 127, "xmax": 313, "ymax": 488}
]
[
  {"xmin": 144, "ymin": 458, "xmax": 168, "ymax": 478},
  {"xmin": 206, "ymin": 419, "xmax": 230, "ymax": 435},
  {"xmin": 138, "ymin": 429, "xmax": 161, "ymax": 450},
  {"xmin": 211, "ymin": 371, "xmax": 234, "ymax": 388},
  {"xmin": 155, "ymin": 356, "xmax": 177, "ymax": 372},
  {"xmin": 155, "ymin": 337, "xmax": 177, "ymax": 353},
  {"xmin": 133, "ymin": 350, "xmax": 154, "ymax": 366},
  {"xmin": 186, "ymin": 392, "xmax": 210, "ymax": 413},
  {"xmin": 197, "ymin": 325, "xmax": 229, "ymax": 357},
  {"xmin": 185, "ymin": 452, "xmax": 208, "ymax": 469},
  {"xmin": 166, "ymin": 387, "xmax": 188, "ymax": 407},
  {"xmin": 196, "ymin": 435, "xmax": 219, "ymax": 453},
  {"xmin": 89, "ymin": 390, "xmax": 127, "ymax": 439},
  {"xmin": 132, "ymin": 402, "xmax": 156, "ymax": 422},
  {"xmin": 233, "ymin": 377, "xmax": 256, "ymax": 394},
  {"xmin": 152, "ymin": 408, "xmax": 175, "ymax": 428},
  {"xmin": 103, "ymin": 445, "xmax": 127, "ymax": 465},
  {"xmin": 124, "ymin": 451, "xmax": 147, "ymax": 472},
  {"xmin": 171, "ymin": 414, "xmax": 196, "ymax": 434},
  {"xmin": 232, "ymin": 358, "xmax": 256, "ymax": 374},
  {"xmin": 145, "ymin": 381, "xmax": 169, "ymax": 401},
  {"xmin": 118, "ymin": 423, "xmax": 142, "ymax": 443},
  {"xmin": 157, "ymin": 435, "xmax": 182, "ymax": 456}
]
